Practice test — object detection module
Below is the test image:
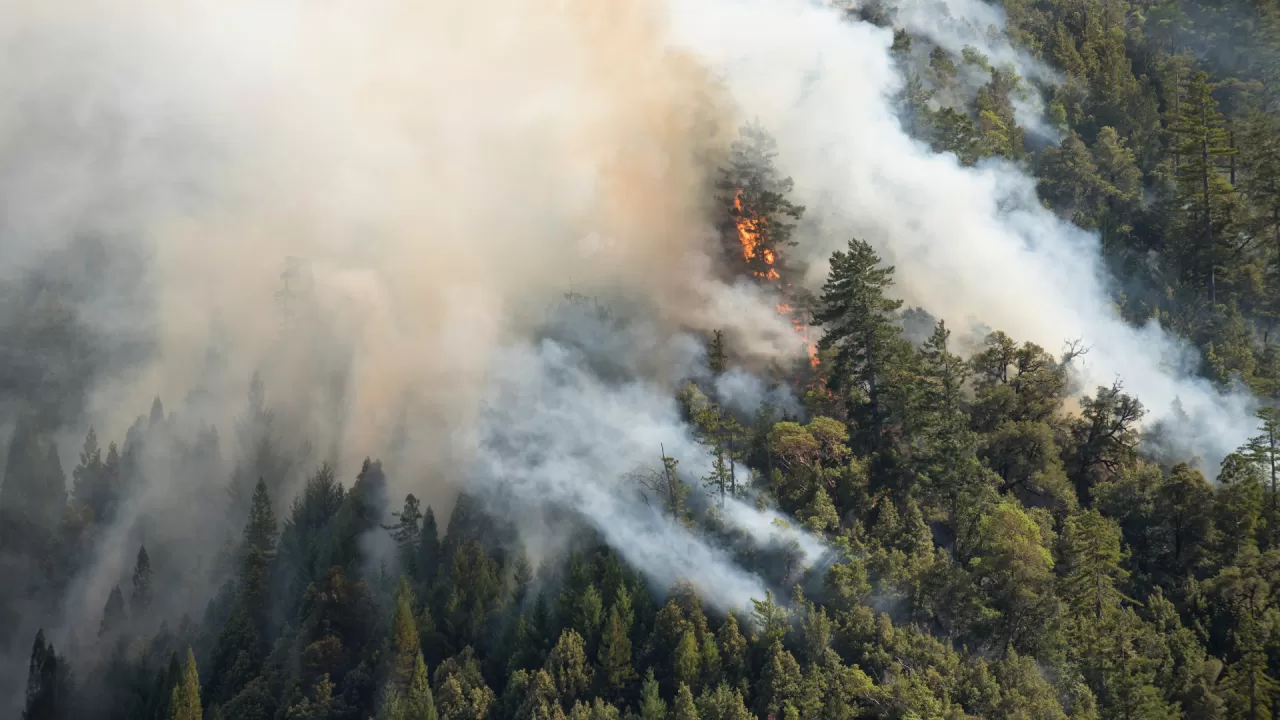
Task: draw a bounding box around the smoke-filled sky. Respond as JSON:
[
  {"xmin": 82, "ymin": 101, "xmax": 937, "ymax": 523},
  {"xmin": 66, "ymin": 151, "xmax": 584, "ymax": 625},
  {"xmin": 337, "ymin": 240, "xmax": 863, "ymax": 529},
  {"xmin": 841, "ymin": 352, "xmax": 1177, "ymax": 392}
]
[{"xmin": 0, "ymin": 0, "xmax": 1262, "ymax": 625}]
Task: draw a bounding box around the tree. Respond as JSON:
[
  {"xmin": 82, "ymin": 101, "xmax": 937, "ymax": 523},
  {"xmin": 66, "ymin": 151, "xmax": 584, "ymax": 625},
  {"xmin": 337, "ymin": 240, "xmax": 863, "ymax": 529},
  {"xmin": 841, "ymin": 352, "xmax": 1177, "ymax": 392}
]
[
  {"xmin": 169, "ymin": 648, "xmax": 202, "ymax": 720},
  {"xmin": 1244, "ymin": 405, "xmax": 1280, "ymax": 544},
  {"xmin": 1, "ymin": 415, "xmax": 68, "ymax": 534},
  {"xmin": 100, "ymin": 585, "xmax": 127, "ymax": 637},
  {"xmin": 207, "ymin": 477, "xmax": 277, "ymax": 704},
  {"xmin": 1170, "ymin": 71, "xmax": 1237, "ymax": 304},
  {"xmin": 812, "ymin": 238, "xmax": 905, "ymax": 445},
  {"xmin": 1060, "ymin": 509, "xmax": 1128, "ymax": 620},
  {"xmin": 717, "ymin": 122, "xmax": 805, "ymax": 283},
  {"xmin": 390, "ymin": 577, "xmax": 421, "ymax": 693},
  {"xmin": 406, "ymin": 652, "xmax": 437, "ymax": 720},
  {"xmin": 1069, "ymin": 382, "xmax": 1145, "ymax": 496},
  {"xmin": 707, "ymin": 330, "xmax": 727, "ymax": 377},
  {"xmin": 597, "ymin": 603, "xmax": 636, "ymax": 692},
  {"xmin": 673, "ymin": 682, "xmax": 700, "ymax": 720},
  {"xmin": 674, "ymin": 630, "xmax": 702, "ymax": 690},
  {"xmin": 630, "ymin": 450, "xmax": 690, "ymax": 523},
  {"xmin": 638, "ymin": 670, "xmax": 666, "ymax": 720},
  {"xmin": 389, "ymin": 495, "xmax": 423, "ymax": 580},
  {"xmin": 72, "ymin": 426, "xmax": 115, "ymax": 523},
  {"xmin": 969, "ymin": 502, "xmax": 1059, "ymax": 654},
  {"xmin": 420, "ymin": 505, "xmax": 441, "ymax": 589},
  {"xmin": 132, "ymin": 545, "xmax": 154, "ymax": 616},
  {"xmin": 546, "ymin": 629, "xmax": 591, "ymax": 706},
  {"xmin": 1241, "ymin": 111, "xmax": 1280, "ymax": 267},
  {"xmin": 22, "ymin": 630, "xmax": 61, "ymax": 720}
]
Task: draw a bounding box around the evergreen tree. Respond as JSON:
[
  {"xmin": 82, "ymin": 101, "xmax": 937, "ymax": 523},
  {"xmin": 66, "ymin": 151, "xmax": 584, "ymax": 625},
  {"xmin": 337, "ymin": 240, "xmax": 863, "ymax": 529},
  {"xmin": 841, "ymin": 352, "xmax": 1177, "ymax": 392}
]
[
  {"xmin": 22, "ymin": 630, "xmax": 60, "ymax": 720},
  {"xmin": 99, "ymin": 585, "xmax": 127, "ymax": 637},
  {"xmin": 638, "ymin": 670, "xmax": 666, "ymax": 720},
  {"xmin": 1060, "ymin": 509, "xmax": 1128, "ymax": 620},
  {"xmin": 812, "ymin": 238, "xmax": 906, "ymax": 445},
  {"xmin": 597, "ymin": 603, "xmax": 636, "ymax": 692},
  {"xmin": 169, "ymin": 649, "xmax": 201, "ymax": 720},
  {"xmin": 716, "ymin": 122, "xmax": 805, "ymax": 283},
  {"xmin": 390, "ymin": 576, "xmax": 422, "ymax": 692},
  {"xmin": 1170, "ymin": 71, "xmax": 1237, "ymax": 304},
  {"xmin": 406, "ymin": 652, "xmax": 438, "ymax": 720},
  {"xmin": 672, "ymin": 682, "xmax": 700, "ymax": 720},
  {"xmin": 132, "ymin": 545, "xmax": 154, "ymax": 617}
]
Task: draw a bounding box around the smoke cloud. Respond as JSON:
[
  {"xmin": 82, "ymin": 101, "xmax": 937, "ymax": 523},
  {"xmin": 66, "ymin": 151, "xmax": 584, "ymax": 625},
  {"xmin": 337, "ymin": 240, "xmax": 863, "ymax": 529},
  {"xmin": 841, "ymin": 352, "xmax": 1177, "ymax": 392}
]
[{"xmin": 0, "ymin": 0, "xmax": 1263, "ymax": 701}]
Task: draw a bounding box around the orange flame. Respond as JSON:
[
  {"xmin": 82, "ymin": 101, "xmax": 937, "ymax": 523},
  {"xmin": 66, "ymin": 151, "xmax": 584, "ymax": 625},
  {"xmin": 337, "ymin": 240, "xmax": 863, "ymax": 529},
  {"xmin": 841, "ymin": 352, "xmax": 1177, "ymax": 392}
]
[
  {"xmin": 737, "ymin": 188, "xmax": 818, "ymax": 368},
  {"xmin": 733, "ymin": 190, "xmax": 761, "ymax": 263}
]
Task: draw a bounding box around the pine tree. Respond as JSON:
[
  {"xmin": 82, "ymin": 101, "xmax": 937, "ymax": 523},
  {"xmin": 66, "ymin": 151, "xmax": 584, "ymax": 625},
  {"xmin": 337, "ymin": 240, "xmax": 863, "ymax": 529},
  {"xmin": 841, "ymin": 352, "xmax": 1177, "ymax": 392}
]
[
  {"xmin": 1170, "ymin": 71, "xmax": 1237, "ymax": 304},
  {"xmin": 716, "ymin": 614, "xmax": 747, "ymax": 688},
  {"xmin": 22, "ymin": 630, "xmax": 59, "ymax": 720},
  {"xmin": 406, "ymin": 652, "xmax": 438, "ymax": 720},
  {"xmin": 389, "ymin": 494, "xmax": 423, "ymax": 580},
  {"xmin": 100, "ymin": 585, "xmax": 127, "ymax": 636},
  {"xmin": 812, "ymin": 238, "xmax": 906, "ymax": 446},
  {"xmin": 169, "ymin": 648, "xmax": 202, "ymax": 720},
  {"xmin": 390, "ymin": 576, "xmax": 422, "ymax": 692},
  {"xmin": 132, "ymin": 545, "xmax": 154, "ymax": 616},
  {"xmin": 674, "ymin": 630, "xmax": 702, "ymax": 690},
  {"xmin": 717, "ymin": 122, "xmax": 805, "ymax": 283},
  {"xmin": 546, "ymin": 629, "xmax": 591, "ymax": 706},
  {"xmin": 597, "ymin": 603, "xmax": 635, "ymax": 692},
  {"xmin": 71, "ymin": 426, "xmax": 109, "ymax": 521},
  {"xmin": 1244, "ymin": 405, "xmax": 1280, "ymax": 545},
  {"xmin": 673, "ymin": 682, "xmax": 700, "ymax": 720},
  {"xmin": 378, "ymin": 684, "xmax": 407, "ymax": 720},
  {"xmin": 707, "ymin": 330, "xmax": 727, "ymax": 377},
  {"xmin": 1060, "ymin": 509, "xmax": 1128, "ymax": 620},
  {"xmin": 419, "ymin": 506, "xmax": 441, "ymax": 589},
  {"xmin": 1241, "ymin": 111, "xmax": 1280, "ymax": 268},
  {"xmin": 638, "ymin": 670, "xmax": 666, "ymax": 720}
]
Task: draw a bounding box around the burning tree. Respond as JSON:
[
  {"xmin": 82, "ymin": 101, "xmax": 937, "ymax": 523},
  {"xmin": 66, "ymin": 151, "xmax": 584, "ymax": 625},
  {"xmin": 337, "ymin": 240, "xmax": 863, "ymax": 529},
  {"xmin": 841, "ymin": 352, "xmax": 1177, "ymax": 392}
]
[
  {"xmin": 717, "ymin": 122, "xmax": 805, "ymax": 284},
  {"xmin": 716, "ymin": 123, "xmax": 823, "ymax": 374}
]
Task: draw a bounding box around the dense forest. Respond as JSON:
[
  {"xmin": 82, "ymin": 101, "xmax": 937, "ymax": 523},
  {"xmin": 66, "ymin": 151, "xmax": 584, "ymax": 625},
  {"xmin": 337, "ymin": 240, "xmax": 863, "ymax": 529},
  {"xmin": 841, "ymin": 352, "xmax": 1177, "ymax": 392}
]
[{"xmin": 7, "ymin": 0, "xmax": 1280, "ymax": 718}]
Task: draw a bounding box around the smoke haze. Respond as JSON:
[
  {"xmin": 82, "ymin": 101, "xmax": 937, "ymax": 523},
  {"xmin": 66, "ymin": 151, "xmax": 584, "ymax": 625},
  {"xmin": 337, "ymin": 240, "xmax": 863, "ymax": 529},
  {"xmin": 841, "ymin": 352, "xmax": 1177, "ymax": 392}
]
[{"xmin": 0, "ymin": 0, "xmax": 1265, "ymax": 709}]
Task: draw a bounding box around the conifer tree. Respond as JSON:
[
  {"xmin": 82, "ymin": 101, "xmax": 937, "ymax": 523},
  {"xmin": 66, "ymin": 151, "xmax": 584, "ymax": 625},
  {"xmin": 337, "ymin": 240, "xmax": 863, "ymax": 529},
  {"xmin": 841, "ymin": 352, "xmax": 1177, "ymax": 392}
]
[
  {"xmin": 673, "ymin": 630, "xmax": 701, "ymax": 690},
  {"xmin": 638, "ymin": 670, "xmax": 666, "ymax": 720},
  {"xmin": 406, "ymin": 652, "xmax": 438, "ymax": 720},
  {"xmin": 132, "ymin": 545, "xmax": 154, "ymax": 616},
  {"xmin": 389, "ymin": 494, "xmax": 423, "ymax": 579},
  {"xmin": 547, "ymin": 629, "xmax": 591, "ymax": 707},
  {"xmin": 716, "ymin": 123, "xmax": 805, "ymax": 284},
  {"xmin": 812, "ymin": 238, "xmax": 905, "ymax": 445},
  {"xmin": 597, "ymin": 603, "xmax": 635, "ymax": 692},
  {"xmin": 169, "ymin": 649, "xmax": 201, "ymax": 720},
  {"xmin": 1060, "ymin": 509, "xmax": 1128, "ymax": 620},
  {"xmin": 99, "ymin": 585, "xmax": 127, "ymax": 637},
  {"xmin": 22, "ymin": 630, "xmax": 59, "ymax": 720},
  {"xmin": 390, "ymin": 576, "xmax": 421, "ymax": 692},
  {"xmin": 419, "ymin": 506, "xmax": 441, "ymax": 589},
  {"xmin": 1170, "ymin": 71, "xmax": 1237, "ymax": 304},
  {"xmin": 673, "ymin": 682, "xmax": 700, "ymax": 720}
]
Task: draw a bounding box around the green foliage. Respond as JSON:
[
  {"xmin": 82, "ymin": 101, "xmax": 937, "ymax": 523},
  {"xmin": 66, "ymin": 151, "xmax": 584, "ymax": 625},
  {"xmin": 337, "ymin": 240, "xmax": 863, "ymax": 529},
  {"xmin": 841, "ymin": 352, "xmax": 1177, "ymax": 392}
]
[{"xmin": 168, "ymin": 649, "xmax": 201, "ymax": 720}]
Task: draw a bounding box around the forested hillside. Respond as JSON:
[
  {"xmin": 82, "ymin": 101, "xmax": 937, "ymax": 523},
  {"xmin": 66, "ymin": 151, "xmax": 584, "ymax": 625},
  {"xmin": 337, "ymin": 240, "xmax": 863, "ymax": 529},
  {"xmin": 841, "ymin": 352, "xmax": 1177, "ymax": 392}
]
[{"xmin": 7, "ymin": 0, "xmax": 1280, "ymax": 718}]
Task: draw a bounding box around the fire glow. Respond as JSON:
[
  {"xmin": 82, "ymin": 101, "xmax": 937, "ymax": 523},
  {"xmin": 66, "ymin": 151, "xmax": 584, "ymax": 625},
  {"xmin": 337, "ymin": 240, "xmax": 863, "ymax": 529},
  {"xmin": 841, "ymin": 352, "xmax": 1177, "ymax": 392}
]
[
  {"xmin": 732, "ymin": 193, "xmax": 818, "ymax": 369},
  {"xmin": 733, "ymin": 190, "xmax": 780, "ymax": 281}
]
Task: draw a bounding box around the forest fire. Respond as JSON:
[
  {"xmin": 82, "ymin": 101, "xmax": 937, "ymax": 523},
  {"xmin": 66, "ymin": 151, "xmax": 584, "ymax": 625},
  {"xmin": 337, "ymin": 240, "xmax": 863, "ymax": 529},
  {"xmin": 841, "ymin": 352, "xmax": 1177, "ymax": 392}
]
[{"xmin": 733, "ymin": 190, "xmax": 781, "ymax": 281}]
